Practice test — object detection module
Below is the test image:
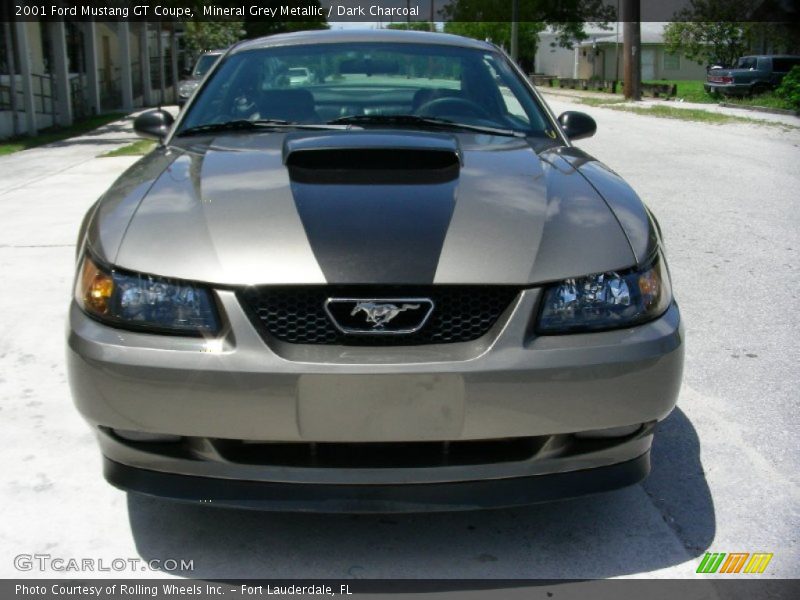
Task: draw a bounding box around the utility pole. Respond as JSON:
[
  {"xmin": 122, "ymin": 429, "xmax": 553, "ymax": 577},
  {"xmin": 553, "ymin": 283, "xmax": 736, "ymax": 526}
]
[
  {"xmin": 510, "ymin": 0, "xmax": 519, "ymax": 63},
  {"xmin": 622, "ymin": 0, "xmax": 641, "ymax": 100}
]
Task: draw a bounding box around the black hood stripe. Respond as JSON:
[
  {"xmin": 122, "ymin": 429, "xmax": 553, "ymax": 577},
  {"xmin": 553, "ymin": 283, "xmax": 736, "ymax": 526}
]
[{"xmin": 291, "ymin": 181, "xmax": 458, "ymax": 284}]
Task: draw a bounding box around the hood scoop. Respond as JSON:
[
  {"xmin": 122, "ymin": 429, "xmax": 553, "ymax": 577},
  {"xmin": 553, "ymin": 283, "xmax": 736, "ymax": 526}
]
[{"xmin": 283, "ymin": 130, "xmax": 461, "ymax": 185}]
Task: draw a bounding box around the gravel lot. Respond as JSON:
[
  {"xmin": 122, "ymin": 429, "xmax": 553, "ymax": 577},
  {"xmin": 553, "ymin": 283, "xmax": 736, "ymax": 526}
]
[{"xmin": 0, "ymin": 98, "xmax": 798, "ymax": 581}]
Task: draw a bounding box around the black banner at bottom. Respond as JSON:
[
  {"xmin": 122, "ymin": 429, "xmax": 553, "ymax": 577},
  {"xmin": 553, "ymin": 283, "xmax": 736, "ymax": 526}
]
[{"xmin": 4, "ymin": 579, "xmax": 800, "ymax": 600}]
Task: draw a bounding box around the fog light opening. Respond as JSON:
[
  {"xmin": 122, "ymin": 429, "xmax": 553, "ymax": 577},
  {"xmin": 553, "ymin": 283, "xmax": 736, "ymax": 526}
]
[
  {"xmin": 574, "ymin": 424, "xmax": 642, "ymax": 440},
  {"xmin": 112, "ymin": 429, "xmax": 182, "ymax": 443}
]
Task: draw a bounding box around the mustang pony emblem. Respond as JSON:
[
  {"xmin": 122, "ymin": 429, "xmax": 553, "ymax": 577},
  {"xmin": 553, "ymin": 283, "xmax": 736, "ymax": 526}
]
[
  {"xmin": 351, "ymin": 302, "xmax": 421, "ymax": 329},
  {"xmin": 324, "ymin": 297, "xmax": 435, "ymax": 334}
]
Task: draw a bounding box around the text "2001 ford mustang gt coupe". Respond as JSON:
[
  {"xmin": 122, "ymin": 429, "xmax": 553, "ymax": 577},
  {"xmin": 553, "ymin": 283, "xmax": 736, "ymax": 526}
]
[{"xmin": 67, "ymin": 30, "xmax": 683, "ymax": 512}]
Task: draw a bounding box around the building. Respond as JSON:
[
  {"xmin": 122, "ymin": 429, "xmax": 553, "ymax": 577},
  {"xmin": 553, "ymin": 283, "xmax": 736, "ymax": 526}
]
[
  {"xmin": 0, "ymin": 19, "xmax": 184, "ymax": 139},
  {"xmin": 535, "ymin": 22, "xmax": 707, "ymax": 82}
]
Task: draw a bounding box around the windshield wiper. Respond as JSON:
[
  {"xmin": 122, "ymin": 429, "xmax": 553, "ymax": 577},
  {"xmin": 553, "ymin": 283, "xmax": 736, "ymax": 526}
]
[
  {"xmin": 327, "ymin": 114, "xmax": 527, "ymax": 138},
  {"xmin": 177, "ymin": 119, "xmax": 342, "ymax": 137}
]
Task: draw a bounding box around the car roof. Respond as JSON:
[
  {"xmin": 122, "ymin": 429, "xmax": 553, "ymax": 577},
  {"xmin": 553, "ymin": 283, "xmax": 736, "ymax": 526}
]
[{"xmin": 230, "ymin": 29, "xmax": 496, "ymax": 54}]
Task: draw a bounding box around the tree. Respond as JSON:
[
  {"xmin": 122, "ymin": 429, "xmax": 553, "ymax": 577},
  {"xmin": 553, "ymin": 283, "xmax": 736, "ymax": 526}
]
[
  {"xmin": 663, "ymin": 21, "xmax": 750, "ymax": 68},
  {"xmin": 183, "ymin": 22, "xmax": 245, "ymax": 56},
  {"xmin": 244, "ymin": 20, "xmax": 329, "ymax": 39},
  {"xmin": 439, "ymin": 0, "xmax": 615, "ymax": 72},
  {"xmin": 443, "ymin": 22, "xmax": 546, "ymax": 70},
  {"xmin": 775, "ymin": 66, "xmax": 800, "ymax": 110},
  {"xmin": 243, "ymin": 0, "xmax": 327, "ymax": 37},
  {"xmin": 386, "ymin": 22, "xmax": 436, "ymax": 32},
  {"xmin": 244, "ymin": 4, "xmax": 328, "ymax": 40},
  {"xmin": 180, "ymin": 0, "xmax": 328, "ymax": 54},
  {"xmin": 663, "ymin": 0, "xmax": 798, "ymax": 68}
]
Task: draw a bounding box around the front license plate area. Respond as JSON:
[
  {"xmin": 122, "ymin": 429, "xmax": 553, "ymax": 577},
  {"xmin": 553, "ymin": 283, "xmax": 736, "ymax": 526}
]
[{"xmin": 297, "ymin": 374, "xmax": 465, "ymax": 441}]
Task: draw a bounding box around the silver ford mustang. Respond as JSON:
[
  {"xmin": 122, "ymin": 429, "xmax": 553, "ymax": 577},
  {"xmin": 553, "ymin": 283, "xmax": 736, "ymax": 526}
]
[{"xmin": 67, "ymin": 30, "xmax": 683, "ymax": 512}]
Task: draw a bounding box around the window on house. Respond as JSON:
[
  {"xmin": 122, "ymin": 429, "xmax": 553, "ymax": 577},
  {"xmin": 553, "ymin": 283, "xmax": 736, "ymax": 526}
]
[
  {"xmin": 1, "ymin": 0, "xmax": 22, "ymax": 77},
  {"xmin": 663, "ymin": 52, "xmax": 680, "ymax": 70},
  {"xmin": 65, "ymin": 22, "xmax": 85, "ymax": 74},
  {"xmin": 0, "ymin": 23, "xmax": 14, "ymax": 75}
]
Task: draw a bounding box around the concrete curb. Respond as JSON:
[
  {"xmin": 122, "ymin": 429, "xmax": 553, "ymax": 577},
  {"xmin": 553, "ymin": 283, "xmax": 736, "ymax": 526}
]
[
  {"xmin": 718, "ymin": 102, "xmax": 799, "ymax": 117},
  {"xmin": 541, "ymin": 88, "xmax": 800, "ymax": 126},
  {"xmin": 539, "ymin": 88, "xmax": 624, "ymax": 101},
  {"xmin": 539, "ymin": 87, "xmax": 799, "ymax": 118}
]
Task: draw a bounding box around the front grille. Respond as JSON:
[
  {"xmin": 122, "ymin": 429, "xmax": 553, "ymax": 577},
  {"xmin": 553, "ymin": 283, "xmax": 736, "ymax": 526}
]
[
  {"xmin": 239, "ymin": 286, "xmax": 520, "ymax": 346},
  {"xmin": 214, "ymin": 438, "xmax": 547, "ymax": 468}
]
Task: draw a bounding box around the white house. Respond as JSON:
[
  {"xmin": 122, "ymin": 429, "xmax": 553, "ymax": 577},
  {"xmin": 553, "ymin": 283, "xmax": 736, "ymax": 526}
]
[
  {"xmin": 0, "ymin": 20, "xmax": 183, "ymax": 139},
  {"xmin": 535, "ymin": 22, "xmax": 707, "ymax": 82}
]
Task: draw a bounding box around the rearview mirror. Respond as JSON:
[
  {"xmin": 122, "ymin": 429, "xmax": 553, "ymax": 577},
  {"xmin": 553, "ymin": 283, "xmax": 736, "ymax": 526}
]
[
  {"xmin": 133, "ymin": 109, "xmax": 174, "ymax": 141},
  {"xmin": 557, "ymin": 111, "xmax": 597, "ymax": 141}
]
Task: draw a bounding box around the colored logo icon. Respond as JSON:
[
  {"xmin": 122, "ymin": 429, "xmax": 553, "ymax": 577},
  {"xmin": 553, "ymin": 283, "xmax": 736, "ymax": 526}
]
[{"xmin": 696, "ymin": 552, "xmax": 773, "ymax": 574}]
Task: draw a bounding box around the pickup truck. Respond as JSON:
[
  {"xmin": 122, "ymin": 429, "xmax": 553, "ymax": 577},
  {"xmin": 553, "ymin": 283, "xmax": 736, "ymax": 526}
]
[{"xmin": 705, "ymin": 55, "xmax": 800, "ymax": 96}]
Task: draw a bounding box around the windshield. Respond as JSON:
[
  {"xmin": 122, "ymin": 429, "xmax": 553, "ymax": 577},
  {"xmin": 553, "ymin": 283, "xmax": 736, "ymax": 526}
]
[
  {"xmin": 178, "ymin": 42, "xmax": 551, "ymax": 137},
  {"xmin": 193, "ymin": 54, "xmax": 220, "ymax": 78}
]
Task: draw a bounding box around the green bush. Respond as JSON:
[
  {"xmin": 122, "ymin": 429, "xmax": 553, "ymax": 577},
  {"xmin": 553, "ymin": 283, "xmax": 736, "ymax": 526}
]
[{"xmin": 775, "ymin": 66, "xmax": 800, "ymax": 110}]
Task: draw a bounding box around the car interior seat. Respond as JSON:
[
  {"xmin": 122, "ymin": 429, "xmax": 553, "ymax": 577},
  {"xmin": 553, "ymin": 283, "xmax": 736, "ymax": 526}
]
[{"xmin": 258, "ymin": 89, "xmax": 320, "ymax": 123}]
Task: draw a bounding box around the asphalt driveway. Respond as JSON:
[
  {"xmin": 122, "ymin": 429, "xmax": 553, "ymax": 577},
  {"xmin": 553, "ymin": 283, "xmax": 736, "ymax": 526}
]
[{"xmin": 0, "ymin": 100, "xmax": 797, "ymax": 581}]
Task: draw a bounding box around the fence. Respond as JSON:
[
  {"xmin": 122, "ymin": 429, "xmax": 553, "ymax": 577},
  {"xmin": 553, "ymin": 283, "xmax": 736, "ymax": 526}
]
[
  {"xmin": 149, "ymin": 53, "xmax": 176, "ymax": 104},
  {"xmin": 0, "ymin": 73, "xmax": 56, "ymax": 114},
  {"xmin": 70, "ymin": 74, "xmax": 88, "ymax": 119},
  {"xmin": 530, "ymin": 75, "xmax": 678, "ymax": 98},
  {"xmin": 531, "ymin": 75, "xmax": 619, "ymax": 94},
  {"xmin": 1, "ymin": 72, "xmax": 89, "ymax": 127},
  {"xmin": 96, "ymin": 59, "xmax": 174, "ymax": 109}
]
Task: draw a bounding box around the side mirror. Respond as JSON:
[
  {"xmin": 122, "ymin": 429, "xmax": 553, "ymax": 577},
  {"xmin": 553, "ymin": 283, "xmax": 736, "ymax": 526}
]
[
  {"xmin": 133, "ymin": 109, "xmax": 174, "ymax": 141},
  {"xmin": 181, "ymin": 69, "xmax": 192, "ymax": 78},
  {"xmin": 557, "ymin": 111, "xmax": 597, "ymax": 141}
]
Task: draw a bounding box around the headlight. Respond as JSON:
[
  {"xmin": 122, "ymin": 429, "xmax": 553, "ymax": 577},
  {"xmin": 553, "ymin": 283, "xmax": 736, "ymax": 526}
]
[
  {"xmin": 537, "ymin": 254, "xmax": 672, "ymax": 334},
  {"xmin": 75, "ymin": 255, "xmax": 220, "ymax": 335},
  {"xmin": 178, "ymin": 81, "xmax": 198, "ymax": 97}
]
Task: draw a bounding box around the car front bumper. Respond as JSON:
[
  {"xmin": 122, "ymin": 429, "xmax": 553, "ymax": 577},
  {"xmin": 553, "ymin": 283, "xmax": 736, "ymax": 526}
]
[
  {"xmin": 104, "ymin": 451, "xmax": 652, "ymax": 512},
  {"xmin": 67, "ymin": 288, "xmax": 684, "ymax": 510}
]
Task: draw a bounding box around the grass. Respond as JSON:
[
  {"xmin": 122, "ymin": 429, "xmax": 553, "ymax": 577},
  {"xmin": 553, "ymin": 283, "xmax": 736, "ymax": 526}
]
[
  {"xmin": 645, "ymin": 80, "xmax": 710, "ymax": 103},
  {"xmin": 577, "ymin": 97, "xmax": 627, "ymax": 107},
  {"xmin": 717, "ymin": 94, "xmax": 796, "ymax": 111},
  {"xmin": 0, "ymin": 113, "xmax": 126, "ymax": 156},
  {"xmin": 606, "ymin": 104, "xmax": 794, "ymax": 128},
  {"xmin": 645, "ymin": 79, "xmax": 795, "ymax": 111},
  {"xmin": 99, "ymin": 139, "xmax": 155, "ymax": 157}
]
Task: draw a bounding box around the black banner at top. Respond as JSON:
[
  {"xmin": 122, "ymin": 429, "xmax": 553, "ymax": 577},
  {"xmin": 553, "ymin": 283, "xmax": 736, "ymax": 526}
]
[{"xmin": 4, "ymin": 0, "xmax": 800, "ymax": 23}]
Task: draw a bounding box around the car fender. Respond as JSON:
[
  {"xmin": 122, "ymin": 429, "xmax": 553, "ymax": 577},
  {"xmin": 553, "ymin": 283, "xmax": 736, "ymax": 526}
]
[{"xmin": 553, "ymin": 146, "xmax": 659, "ymax": 265}]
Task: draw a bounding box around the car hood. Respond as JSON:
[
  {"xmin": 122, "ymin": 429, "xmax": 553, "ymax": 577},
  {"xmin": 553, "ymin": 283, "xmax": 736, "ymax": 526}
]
[{"xmin": 89, "ymin": 130, "xmax": 647, "ymax": 286}]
